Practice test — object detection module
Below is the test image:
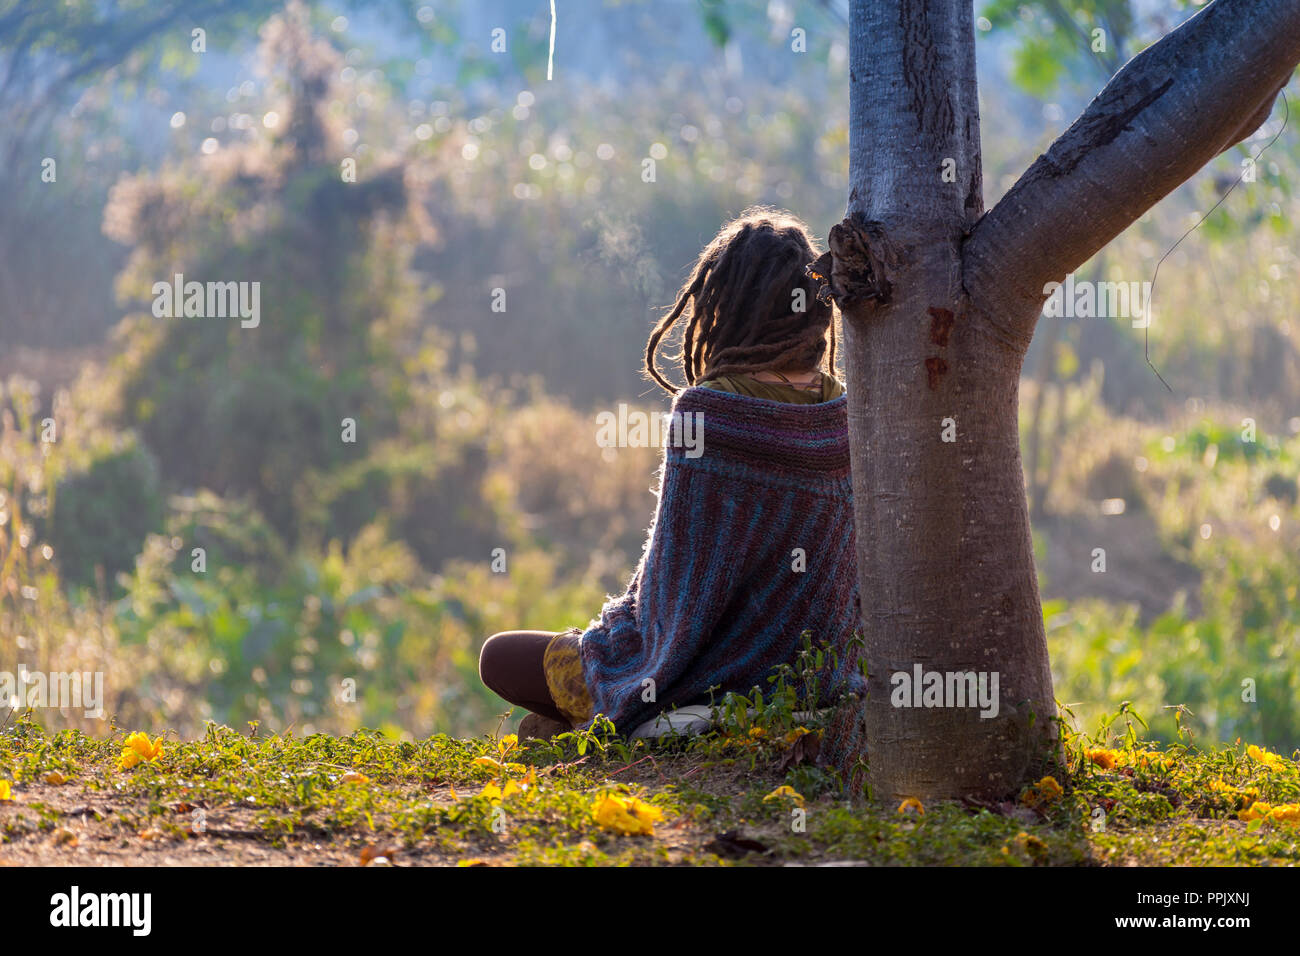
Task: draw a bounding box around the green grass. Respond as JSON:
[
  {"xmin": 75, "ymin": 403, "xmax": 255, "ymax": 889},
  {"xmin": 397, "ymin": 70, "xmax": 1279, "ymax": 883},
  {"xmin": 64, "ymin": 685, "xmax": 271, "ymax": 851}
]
[{"xmin": 2, "ymin": 703, "xmax": 1298, "ymax": 866}]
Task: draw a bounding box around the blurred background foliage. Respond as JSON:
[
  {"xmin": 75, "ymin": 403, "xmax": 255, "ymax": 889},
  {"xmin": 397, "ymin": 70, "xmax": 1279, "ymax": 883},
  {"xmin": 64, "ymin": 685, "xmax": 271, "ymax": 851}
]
[{"xmin": 0, "ymin": 0, "xmax": 1298, "ymax": 750}]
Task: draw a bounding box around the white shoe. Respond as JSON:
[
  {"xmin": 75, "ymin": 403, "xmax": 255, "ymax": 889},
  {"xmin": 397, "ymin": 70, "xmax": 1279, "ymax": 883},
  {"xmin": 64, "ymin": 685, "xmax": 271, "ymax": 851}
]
[
  {"xmin": 630, "ymin": 704, "xmax": 716, "ymax": 740},
  {"xmin": 629, "ymin": 706, "xmax": 828, "ymax": 740}
]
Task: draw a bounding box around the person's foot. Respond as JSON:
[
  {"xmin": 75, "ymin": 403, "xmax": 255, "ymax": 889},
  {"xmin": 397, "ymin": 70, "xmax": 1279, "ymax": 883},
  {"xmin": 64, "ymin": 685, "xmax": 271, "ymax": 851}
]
[{"xmin": 518, "ymin": 713, "xmax": 570, "ymax": 740}]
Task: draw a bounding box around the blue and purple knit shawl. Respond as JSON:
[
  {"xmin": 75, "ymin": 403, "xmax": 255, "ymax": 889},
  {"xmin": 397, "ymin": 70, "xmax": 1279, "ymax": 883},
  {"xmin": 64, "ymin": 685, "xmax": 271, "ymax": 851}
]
[{"xmin": 578, "ymin": 385, "xmax": 862, "ymax": 732}]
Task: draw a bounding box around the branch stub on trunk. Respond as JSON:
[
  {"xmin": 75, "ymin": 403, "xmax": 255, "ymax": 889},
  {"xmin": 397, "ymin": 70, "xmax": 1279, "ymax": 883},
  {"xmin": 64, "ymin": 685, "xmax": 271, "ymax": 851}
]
[{"xmin": 807, "ymin": 215, "xmax": 900, "ymax": 313}]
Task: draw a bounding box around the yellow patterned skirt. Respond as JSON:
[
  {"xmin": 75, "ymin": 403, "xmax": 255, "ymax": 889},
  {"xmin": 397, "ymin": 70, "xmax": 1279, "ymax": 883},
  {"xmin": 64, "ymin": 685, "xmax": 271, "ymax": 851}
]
[{"xmin": 542, "ymin": 628, "xmax": 595, "ymax": 727}]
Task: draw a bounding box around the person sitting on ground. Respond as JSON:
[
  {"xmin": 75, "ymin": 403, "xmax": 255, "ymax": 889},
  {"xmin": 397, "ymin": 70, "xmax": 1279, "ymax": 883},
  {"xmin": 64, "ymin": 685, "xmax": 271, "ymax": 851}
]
[{"xmin": 479, "ymin": 206, "xmax": 862, "ymax": 739}]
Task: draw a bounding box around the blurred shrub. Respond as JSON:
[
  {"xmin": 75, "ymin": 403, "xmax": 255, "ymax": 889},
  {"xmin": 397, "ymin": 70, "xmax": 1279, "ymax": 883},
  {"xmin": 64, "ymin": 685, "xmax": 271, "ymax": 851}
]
[
  {"xmin": 165, "ymin": 490, "xmax": 288, "ymax": 578},
  {"xmin": 1084, "ymin": 451, "xmax": 1147, "ymax": 511},
  {"xmin": 485, "ymin": 392, "xmax": 659, "ymax": 585},
  {"xmin": 1151, "ymin": 417, "xmax": 1281, "ymax": 465},
  {"xmin": 99, "ymin": 11, "xmax": 429, "ymax": 543},
  {"xmin": 295, "ymin": 439, "xmax": 505, "ymax": 571},
  {"xmin": 1263, "ymin": 472, "xmax": 1298, "ymax": 505},
  {"xmin": 46, "ymin": 436, "xmax": 163, "ymax": 590},
  {"xmin": 1050, "ymin": 541, "xmax": 1300, "ymax": 752},
  {"xmin": 106, "ymin": 521, "xmax": 603, "ymax": 739}
]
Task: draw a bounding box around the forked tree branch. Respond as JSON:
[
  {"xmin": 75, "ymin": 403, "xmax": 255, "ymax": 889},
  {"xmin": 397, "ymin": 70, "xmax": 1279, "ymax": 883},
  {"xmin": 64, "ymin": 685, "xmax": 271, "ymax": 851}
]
[{"xmin": 963, "ymin": 0, "xmax": 1300, "ymax": 346}]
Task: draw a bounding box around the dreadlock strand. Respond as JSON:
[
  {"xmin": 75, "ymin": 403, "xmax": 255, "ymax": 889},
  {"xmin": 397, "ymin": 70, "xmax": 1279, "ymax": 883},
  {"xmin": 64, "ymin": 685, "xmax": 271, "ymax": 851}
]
[
  {"xmin": 648, "ymin": 207, "xmax": 835, "ymax": 393},
  {"xmin": 645, "ymin": 273, "xmax": 702, "ymax": 394}
]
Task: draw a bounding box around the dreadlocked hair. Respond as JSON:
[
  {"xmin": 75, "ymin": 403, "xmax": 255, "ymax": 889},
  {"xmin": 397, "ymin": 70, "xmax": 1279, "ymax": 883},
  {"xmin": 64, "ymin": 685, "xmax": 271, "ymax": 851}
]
[{"xmin": 645, "ymin": 206, "xmax": 837, "ymax": 395}]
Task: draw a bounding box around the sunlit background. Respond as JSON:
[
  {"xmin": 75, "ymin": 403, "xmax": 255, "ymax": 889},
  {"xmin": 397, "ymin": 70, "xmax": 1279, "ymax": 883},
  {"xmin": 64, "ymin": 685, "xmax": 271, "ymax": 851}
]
[{"xmin": 1, "ymin": 0, "xmax": 1297, "ymax": 749}]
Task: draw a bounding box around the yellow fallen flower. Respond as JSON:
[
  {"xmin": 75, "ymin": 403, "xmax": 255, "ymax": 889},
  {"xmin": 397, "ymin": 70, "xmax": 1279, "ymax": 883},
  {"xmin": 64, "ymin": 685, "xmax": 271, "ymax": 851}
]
[
  {"xmin": 1246, "ymin": 744, "xmax": 1289, "ymax": 771},
  {"xmin": 1020, "ymin": 775, "xmax": 1063, "ymax": 809},
  {"xmin": 480, "ymin": 779, "xmax": 522, "ymax": 802},
  {"xmin": 762, "ymin": 785, "xmax": 805, "ymax": 808},
  {"xmin": 0, "ymin": 780, "xmax": 12, "ymax": 801},
  {"xmin": 784, "ymin": 726, "xmax": 812, "ymax": 745},
  {"xmin": 43, "ymin": 771, "xmax": 70, "ymax": 785},
  {"xmin": 1003, "ymin": 830, "xmax": 1048, "ymax": 861},
  {"xmin": 1239, "ymin": 801, "xmax": 1300, "ymax": 825},
  {"xmin": 1082, "ymin": 747, "xmax": 1169, "ymax": 773},
  {"xmin": 118, "ymin": 732, "xmax": 164, "ymax": 771},
  {"xmin": 1084, "ymin": 748, "xmax": 1118, "ymax": 770},
  {"xmin": 592, "ymin": 793, "xmax": 662, "ymax": 836},
  {"xmin": 476, "ymin": 766, "xmax": 537, "ymax": 803},
  {"xmin": 1135, "ymin": 751, "xmax": 1170, "ymax": 771},
  {"xmin": 1239, "ymin": 800, "xmax": 1271, "ymax": 822},
  {"xmin": 341, "ymin": 771, "xmax": 369, "ymax": 784}
]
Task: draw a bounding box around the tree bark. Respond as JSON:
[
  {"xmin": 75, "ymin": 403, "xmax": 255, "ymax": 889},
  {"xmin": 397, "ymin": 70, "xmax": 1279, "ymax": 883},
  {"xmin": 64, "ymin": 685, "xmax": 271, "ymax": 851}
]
[{"xmin": 825, "ymin": 0, "xmax": 1300, "ymax": 802}]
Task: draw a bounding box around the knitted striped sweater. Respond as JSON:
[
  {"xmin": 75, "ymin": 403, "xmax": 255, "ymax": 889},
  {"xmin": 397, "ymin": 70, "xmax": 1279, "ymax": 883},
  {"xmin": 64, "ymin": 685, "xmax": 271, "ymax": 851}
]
[{"xmin": 578, "ymin": 385, "xmax": 863, "ymax": 732}]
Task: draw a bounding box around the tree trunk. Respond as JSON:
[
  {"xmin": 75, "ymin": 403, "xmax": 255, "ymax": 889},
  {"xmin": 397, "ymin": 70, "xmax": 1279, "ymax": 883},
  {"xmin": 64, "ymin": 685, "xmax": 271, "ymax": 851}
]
[
  {"xmin": 824, "ymin": 0, "xmax": 1300, "ymax": 802},
  {"xmin": 1027, "ymin": 309, "xmax": 1062, "ymax": 522}
]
